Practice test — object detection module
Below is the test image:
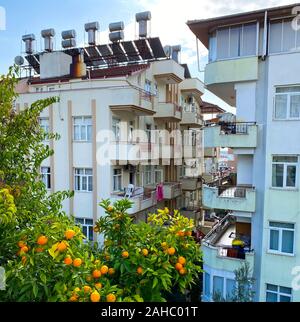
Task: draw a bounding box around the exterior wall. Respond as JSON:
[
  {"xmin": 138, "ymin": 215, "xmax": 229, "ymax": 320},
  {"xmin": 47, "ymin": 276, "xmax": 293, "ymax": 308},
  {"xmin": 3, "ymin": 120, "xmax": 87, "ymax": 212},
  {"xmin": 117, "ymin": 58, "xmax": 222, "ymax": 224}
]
[{"xmin": 236, "ymin": 155, "xmax": 253, "ymax": 185}]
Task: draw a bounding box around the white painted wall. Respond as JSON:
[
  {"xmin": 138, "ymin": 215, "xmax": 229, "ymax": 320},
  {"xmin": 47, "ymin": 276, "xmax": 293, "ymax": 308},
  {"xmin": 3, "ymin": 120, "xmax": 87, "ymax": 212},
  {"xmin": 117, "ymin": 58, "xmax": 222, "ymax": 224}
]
[
  {"xmin": 234, "ymin": 82, "xmax": 256, "ymax": 122},
  {"xmin": 237, "ymin": 155, "xmax": 253, "ymax": 185}
]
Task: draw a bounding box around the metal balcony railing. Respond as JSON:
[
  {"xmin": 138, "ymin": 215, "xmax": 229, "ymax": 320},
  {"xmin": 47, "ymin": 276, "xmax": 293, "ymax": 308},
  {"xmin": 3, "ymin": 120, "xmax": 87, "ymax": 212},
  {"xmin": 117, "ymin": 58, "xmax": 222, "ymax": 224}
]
[
  {"xmin": 205, "ymin": 121, "xmax": 256, "ymax": 135},
  {"xmin": 217, "ymin": 185, "xmax": 255, "ymax": 198}
]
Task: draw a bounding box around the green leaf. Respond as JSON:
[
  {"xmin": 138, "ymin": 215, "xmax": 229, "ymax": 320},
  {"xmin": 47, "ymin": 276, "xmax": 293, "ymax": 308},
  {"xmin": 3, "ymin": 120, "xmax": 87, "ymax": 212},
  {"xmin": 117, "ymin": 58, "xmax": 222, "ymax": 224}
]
[{"xmin": 152, "ymin": 277, "xmax": 158, "ymax": 289}]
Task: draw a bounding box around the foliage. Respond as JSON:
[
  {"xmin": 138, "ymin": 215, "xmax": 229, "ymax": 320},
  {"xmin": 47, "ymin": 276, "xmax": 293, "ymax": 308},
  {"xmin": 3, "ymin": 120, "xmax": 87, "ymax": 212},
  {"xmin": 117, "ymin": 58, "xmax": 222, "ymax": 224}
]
[
  {"xmin": 212, "ymin": 261, "xmax": 255, "ymax": 302},
  {"xmin": 0, "ymin": 67, "xmax": 202, "ymax": 302}
]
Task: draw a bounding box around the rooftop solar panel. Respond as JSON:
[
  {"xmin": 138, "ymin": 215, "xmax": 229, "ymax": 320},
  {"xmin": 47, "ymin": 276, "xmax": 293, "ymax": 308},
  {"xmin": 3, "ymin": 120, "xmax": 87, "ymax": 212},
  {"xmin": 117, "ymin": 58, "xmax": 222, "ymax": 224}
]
[
  {"xmin": 110, "ymin": 43, "xmax": 128, "ymax": 63},
  {"xmin": 148, "ymin": 37, "xmax": 166, "ymax": 59},
  {"xmin": 25, "ymin": 54, "xmax": 40, "ymax": 73},
  {"xmin": 97, "ymin": 44, "xmax": 113, "ymax": 58},
  {"xmin": 86, "ymin": 46, "xmax": 100, "ymax": 59},
  {"xmin": 134, "ymin": 39, "xmax": 153, "ymax": 60},
  {"xmin": 122, "ymin": 41, "xmax": 140, "ymax": 62}
]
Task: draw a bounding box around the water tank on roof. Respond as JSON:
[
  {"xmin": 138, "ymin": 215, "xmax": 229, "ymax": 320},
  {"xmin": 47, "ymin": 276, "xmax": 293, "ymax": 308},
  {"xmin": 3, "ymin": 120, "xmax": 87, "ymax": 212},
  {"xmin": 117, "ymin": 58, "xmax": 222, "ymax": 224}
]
[
  {"xmin": 41, "ymin": 28, "xmax": 55, "ymax": 52},
  {"xmin": 109, "ymin": 21, "xmax": 124, "ymax": 32},
  {"xmin": 135, "ymin": 11, "xmax": 151, "ymax": 38},
  {"xmin": 85, "ymin": 22, "xmax": 99, "ymax": 46},
  {"xmin": 109, "ymin": 31, "xmax": 124, "ymax": 42},
  {"xmin": 61, "ymin": 29, "xmax": 76, "ymax": 40},
  {"xmin": 22, "ymin": 34, "xmax": 35, "ymax": 54}
]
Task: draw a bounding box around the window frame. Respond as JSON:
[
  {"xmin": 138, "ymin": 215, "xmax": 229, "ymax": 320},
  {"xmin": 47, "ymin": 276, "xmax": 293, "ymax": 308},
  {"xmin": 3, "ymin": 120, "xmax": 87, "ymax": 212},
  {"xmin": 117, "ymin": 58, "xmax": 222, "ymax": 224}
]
[
  {"xmin": 266, "ymin": 283, "xmax": 292, "ymax": 302},
  {"xmin": 274, "ymin": 86, "xmax": 300, "ymax": 120},
  {"xmin": 41, "ymin": 166, "xmax": 51, "ymax": 190},
  {"xmin": 75, "ymin": 217, "xmax": 94, "ymax": 242},
  {"xmin": 268, "ymin": 221, "xmax": 295, "ymax": 256},
  {"xmin": 112, "ymin": 168, "xmax": 122, "ymax": 192},
  {"xmin": 73, "ymin": 116, "xmax": 92, "ymax": 142},
  {"xmin": 39, "ymin": 117, "xmax": 50, "ymax": 141},
  {"xmin": 74, "ymin": 168, "xmax": 93, "ymax": 192},
  {"xmin": 271, "ymin": 155, "xmax": 298, "ymax": 189}
]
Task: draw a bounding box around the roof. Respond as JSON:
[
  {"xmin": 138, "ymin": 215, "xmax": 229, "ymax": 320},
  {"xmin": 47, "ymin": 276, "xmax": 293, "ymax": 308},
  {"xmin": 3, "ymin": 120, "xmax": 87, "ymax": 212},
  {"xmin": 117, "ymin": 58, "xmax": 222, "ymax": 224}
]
[
  {"xmin": 28, "ymin": 63, "xmax": 149, "ymax": 85},
  {"xmin": 187, "ymin": 3, "xmax": 300, "ymax": 48},
  {"xmin": 200, "ymin": 101, "xmax": 226, "ymax": 114}
]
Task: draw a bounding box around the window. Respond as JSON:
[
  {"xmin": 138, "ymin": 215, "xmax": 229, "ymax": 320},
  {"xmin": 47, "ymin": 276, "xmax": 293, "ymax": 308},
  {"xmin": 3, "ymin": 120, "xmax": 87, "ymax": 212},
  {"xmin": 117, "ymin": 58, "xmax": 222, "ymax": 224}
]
[
  {"xmin": 154, "ymin": 166, "xmax": 163, "ymax": 184},
  {"xmin": 274, "ymin": 86, "xmax": 300, "ymax": 120},
  {"xmin": 144, "ymin": 79, "xmax": 151, "ymax": 94},
  {"xmin": 144, "ymin": 165, "xmax": 153, "ymax": 185},
  {"xmin": 272, "ymin": 155, "xmax": 298, "ymax": 188},
  {"xmin": 74, "ymin": 168, "xmax": 93, "ymax": 192},
  {"xmin": 73, "ymin": 116, "xmax": 92, "ymax": 142},
  {"xmin": 204, "ymin": 272, "xmax": 211, "ymax": 298},
  {"xmin": 39, "ymin": 118, "xmax": 50, "ymax": 140},
  {"xmin": 128, "ymin": 121, "xmax": 134, "ymax": 142},
  {"xmin": 209, "ymin": 23, "xmax": 257, "ymax": 62},
  {"xmin": 266, "ymin": 284, "xmax": 292, "ymax": 302},
  {"xmin": 269, "ymin": 221, "xmax": 295, "ymax": 255},
  {"xmin": 113, "ymin": 169, "xmax": 122, "ymax": 192},
  {"xmin": 269, "ymin": 18, "xmax": 299, "ymax": 54},
  {"xmin": 112, "ymin": 118, "xmax": 120, "ymax": 141},
  {"xmin": 75, "ymin": 218, "xmax": 93, "ymax": 242},
  {"xmin": 226, "ymin": 279, "xmax": 236, "ymax": 300},
  {"xmin": 41, "ymin": 167, "xmax": 51, "ymax": 189},
  {"xmin": 213, "ymin": 276, "xmax": 224, "ymax": 297}
]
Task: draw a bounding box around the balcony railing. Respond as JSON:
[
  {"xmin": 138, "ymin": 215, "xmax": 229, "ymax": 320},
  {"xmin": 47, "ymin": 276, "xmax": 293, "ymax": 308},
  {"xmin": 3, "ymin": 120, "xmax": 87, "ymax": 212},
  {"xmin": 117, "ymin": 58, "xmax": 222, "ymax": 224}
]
[
  {"xmin": 154, "ymin": 102, "xmax": 182, "ymax": 121},
  {"xmin": 217, "ymin": 185, "xmax": 254, "ymax": 198},
  {"xmin": 204, "ymin": 122, "xmax": 258, "ymax": 149}
]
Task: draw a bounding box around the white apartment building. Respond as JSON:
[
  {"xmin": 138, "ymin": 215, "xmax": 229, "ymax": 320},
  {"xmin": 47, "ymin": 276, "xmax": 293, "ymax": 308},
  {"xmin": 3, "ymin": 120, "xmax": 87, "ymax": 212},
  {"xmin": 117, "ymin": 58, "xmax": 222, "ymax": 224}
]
[
  {"xmin": 188, "ymin": 3, "xmax": 300, "ymax": 302},
  {"xmin": 16, "ymin": 13, "xmax": 205, "ymax": 244}
]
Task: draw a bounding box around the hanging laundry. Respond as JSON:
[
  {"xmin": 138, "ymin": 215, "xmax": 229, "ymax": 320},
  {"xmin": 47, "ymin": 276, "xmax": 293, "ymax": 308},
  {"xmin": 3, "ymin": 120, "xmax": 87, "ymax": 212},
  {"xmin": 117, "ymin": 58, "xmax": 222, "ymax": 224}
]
[{"xmin": 156, "ymin": 183, "xmax": 164, "ymax": 201}]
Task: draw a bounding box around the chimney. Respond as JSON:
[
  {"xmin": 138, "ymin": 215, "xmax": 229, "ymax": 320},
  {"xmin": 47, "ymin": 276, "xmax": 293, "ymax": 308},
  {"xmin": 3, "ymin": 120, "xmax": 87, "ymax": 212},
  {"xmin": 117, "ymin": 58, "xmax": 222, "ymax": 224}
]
[
  {"xmin": 172, "ymin": 45, "xmax": 181, "ymax": 63},
  {"xmin": 109, "ymin": 21, "xmax": 124, "ymax": 42},
  {"xmin": 22, "ymin": 34, "xmax": 35, "ymax": 54},
  {"xmin": 135, "ymin": 11, "xmax": 151, "ymax": 38},
  {"xmin": 41, "ymin": 29, "xmax": 55, "ymax": 52},
  {"xmin": 61, "ymin": 29, "xmax": 76, "ymax": 48},
  {"xmin": 84, "ymin": 22, "xmax": 99, "ymax": 46},
  {"xmin": 70, "ymin": 49, "xmax": 87, "ymax": 78}
]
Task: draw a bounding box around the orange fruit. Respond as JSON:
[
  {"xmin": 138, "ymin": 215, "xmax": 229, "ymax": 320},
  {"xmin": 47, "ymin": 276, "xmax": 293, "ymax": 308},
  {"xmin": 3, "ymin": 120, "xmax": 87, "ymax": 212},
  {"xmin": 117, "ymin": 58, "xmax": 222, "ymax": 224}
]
[
  {"xmin": 73, "ymin": 258, "xmax": 82, "ymax": 267},
  {"xmin": 179, "ymin": 268, "xmax": 187, "ymax": 275},
  {"xmin": 83, "ymin": 285, "xmax": 92, "ymax": 293},
  {"xmin": 57, "ymin": 241, "xmax": 68, "ymax": 252},
  {"xmin": 21, "ymin": 256, "xmax": 27, "ymax": 264},
  {"xmin": 107, "ymin": 205, "xmax": 114, "ymax": 212},
  {"xmin": 108, "ymin": 268, "xmax": 115, "ymax": 275},
  {"xmin": 161, "ymin": 242, "xmax": 167, "ymax": 248},
  {"xmin": 100, "ymin": 265, "xmax": 109, "ymax": 275},
  {"xmin": 122, "ymin": 251, "xmax": 129, "ymax": 258},
  {"xmin": 70, "ymin": 295, "xmax": 78, "ymax": 302},
  {"xmin": 105, "ymin": 255, "xmax": 110, "ymax": 261},
  {"xmin": 178, "ymin": 256, "xmax": 186, "ymax": 265},
  {"xmin": 35, "ymin": 247, "xmax": 44, "ymax": 253},
  {"xmin": 176, "ymin": 230, "xmax": 185, "ymax": 237},
  {"xmin": 185, "ymin": 231, "xmax": 192, "ymax": 237},
  {"xmin": 65, "ymin": 229, "xmax": 76, "ymax": 240},
  {"xmin": 37, "ymin": 235, "xmax": 48, "ymax": 245},
  {"xmin": 64, "ymin": 257, "xmax": 73, "ymax": 265},
  {"xmin": 167, "ymin": 247, "xmax": 176, "ymax": 256},
  {"xmin": 95, "ymin": 283, "xmax": 103, "ymax": 289},
  {"xmin": 90, "ymin": 290, "xmax": 101, "ymax": 302},
  {"xmin": 93, "ymin": 269, "xmax": 102, "ymax": 279},
  {"xmin": 18, "ymin": 241, "xmax": 26, "ymax": 248},
  {"xmin": 175, "ymin": 262, "xmax": 183, "ymax": 271},
  {"xmin": 142, "ymin": 248, "xmax": 149, "ymax": 256},
  {"xmin": 137, "ymin": 266, "xmax": 143, "ymax": 275},
  {"xmin": 20, "ymin": 246, "xmax": 29, "ymax": 254},
  {"xmin": 86, "ymin": 275, "xmax": 93, "ymax": 282},
  {"xmin": 106, "ymin": 293, "xmax": 116, "ymax": 302},
  {"xmin": 73, "ymin": 287, "xmax": 81, "ymax": 294}
]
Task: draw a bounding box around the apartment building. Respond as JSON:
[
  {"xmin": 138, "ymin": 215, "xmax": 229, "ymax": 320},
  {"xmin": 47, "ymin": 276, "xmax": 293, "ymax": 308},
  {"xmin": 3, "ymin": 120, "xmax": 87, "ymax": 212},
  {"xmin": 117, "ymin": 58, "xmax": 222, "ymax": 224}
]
[
  {"xmin": 188, "ymin": 3, "xmax": 300, "ymax": 302},
  {"xmin": 15, "ymin": 13, "xmax": 205, "ymax": 243}
]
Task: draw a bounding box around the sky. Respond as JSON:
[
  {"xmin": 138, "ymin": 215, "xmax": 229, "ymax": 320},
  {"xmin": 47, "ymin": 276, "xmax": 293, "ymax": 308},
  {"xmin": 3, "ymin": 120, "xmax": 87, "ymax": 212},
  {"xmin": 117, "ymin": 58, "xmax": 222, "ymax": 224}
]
[{"xmin": 0, "ymin": 0, "xmax": 297, "ymax": 111}]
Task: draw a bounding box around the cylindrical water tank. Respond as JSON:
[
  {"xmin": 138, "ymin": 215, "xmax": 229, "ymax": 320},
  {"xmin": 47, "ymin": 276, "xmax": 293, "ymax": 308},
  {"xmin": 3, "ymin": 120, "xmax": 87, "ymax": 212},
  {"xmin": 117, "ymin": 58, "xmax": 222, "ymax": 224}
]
[
  {"xmin": 22, "ymin": 34, "xmax": 35, "ymax": 54},
  {"xmin": 135, "ymin": 11, "xmax": 151, "ymax": 22},
  {"xmin": 61, "ymin": 29, "xmax": 76, "ymax": 40},
  {"xmin": 109, "ymin": 21, "xmax": 124, "ymax": 32},
  {"xmin": 109, "ymin": 31, "xmax": 124, "ymax": 42},
  {"xmin": 62, "ymin": 38, "xmax": 76, "ymax": 48},
  {"xmin": 85, "ymin": 22, "xmax": 99, "ymax": 45},
  {"xmin": 41, "ymin": 29, "xmax": 55, "ymax": 38}
]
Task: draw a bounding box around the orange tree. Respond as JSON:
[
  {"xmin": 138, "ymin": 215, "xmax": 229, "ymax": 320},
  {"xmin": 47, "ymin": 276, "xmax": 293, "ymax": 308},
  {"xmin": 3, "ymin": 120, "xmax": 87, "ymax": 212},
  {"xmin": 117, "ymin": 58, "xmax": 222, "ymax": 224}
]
[{"xmin": 0, "ymin": 68, "xmax": 202, "ymax": 302}]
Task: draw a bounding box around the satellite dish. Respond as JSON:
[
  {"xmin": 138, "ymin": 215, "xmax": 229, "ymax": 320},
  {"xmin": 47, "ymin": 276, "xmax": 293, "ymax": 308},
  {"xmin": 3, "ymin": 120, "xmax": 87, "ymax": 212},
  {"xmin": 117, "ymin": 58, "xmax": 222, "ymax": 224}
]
[{"xmin": 14, "ymin": 56, "xmax": 24, "ymax": 66}]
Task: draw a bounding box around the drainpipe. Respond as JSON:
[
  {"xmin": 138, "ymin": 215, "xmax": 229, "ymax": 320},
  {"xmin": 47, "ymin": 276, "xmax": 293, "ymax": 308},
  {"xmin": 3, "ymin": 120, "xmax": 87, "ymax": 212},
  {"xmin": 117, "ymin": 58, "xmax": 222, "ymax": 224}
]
[{"xmin": 262, "ymin": 10, "xmax": 268, "ymax": 60}]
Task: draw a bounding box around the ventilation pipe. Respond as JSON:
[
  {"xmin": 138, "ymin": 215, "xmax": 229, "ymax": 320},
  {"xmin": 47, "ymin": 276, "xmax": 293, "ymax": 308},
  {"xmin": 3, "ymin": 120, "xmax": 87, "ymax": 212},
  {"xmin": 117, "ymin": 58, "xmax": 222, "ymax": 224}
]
[
  {"xmin": 84, "ymin": 22, "xmax": 99, "ymax": 45},
  {"xmin": 22, "ymin": 34, "xmax": 35, "ymax": 54},
  {"xmin": 135, "ymin": 11, "xmax": 151, "ymax": 38},
  {"xmin": 41, "ymin": 29, "xmax": 55, "ymax": 52},
  {"xmin": 70, "ymin": 49, "xmax": 87, "ymax": 78},
  {"xmin": 61, "ymin": 29, "xmax": 76, "ymax": 48},
  {"xmin": 109, "ymin": 21, "xmax": 124, "ymax": 42}
]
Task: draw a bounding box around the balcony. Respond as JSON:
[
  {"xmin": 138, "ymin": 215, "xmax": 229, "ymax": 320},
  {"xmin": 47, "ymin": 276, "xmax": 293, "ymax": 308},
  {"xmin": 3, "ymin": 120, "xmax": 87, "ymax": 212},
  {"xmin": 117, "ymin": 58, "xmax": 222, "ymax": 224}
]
[
  {"xmin": 111, "ymin": 188, "xmax": 157, "ymax": 215},
  {"xmin": 204, "ymin": 56, "xmax": 258, "ymax": 105},
  {"xmin": 204, "ymin": 147, "xmax": 216, "ymax": 158},
  {"xmin": 204, "ymin": 122, "xmax": 257, "ymax": 149},
  {"xmin": 181, "ymin": 104, "xmax": 203, "ymax": 127},
  {"xmin": 202, "ymin": 185, "xmax": 256, "ymax": 212},
  {"xmin": 202, "ymin": 215, "xmax": 254, "ymax": 272},
  {"xmin": 181, "ymin": 177, "xmax": 202, "ymax": 190},
  {"xmin": 180, "ymin": 200, "xmax": 202, "ymax": 220},
  {"xmin": 110, "ymin": 87, "xmax": 155, "ymax": 116},
  {"xmin": 163, "ymin": 182, "xmax": 182, "ymax": 199},
  {"xmin": 179, "ymin": 77, "xmax": 204, "ymax": 97},
  {"xmin": 154, "ymin": 102, "xmax": 182, "ymax": 122},
  {"xmin": 110, "ymin": 141, "xmax": 159, "ymax": 163},
  {"xmin": 152, "ymin": 59, "xmax": 184, "ymax": 84}
]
